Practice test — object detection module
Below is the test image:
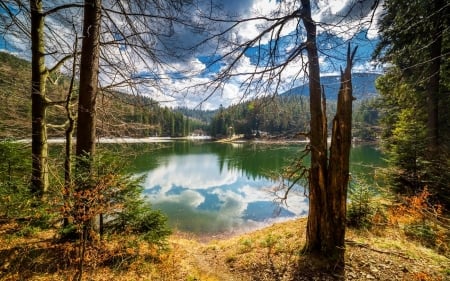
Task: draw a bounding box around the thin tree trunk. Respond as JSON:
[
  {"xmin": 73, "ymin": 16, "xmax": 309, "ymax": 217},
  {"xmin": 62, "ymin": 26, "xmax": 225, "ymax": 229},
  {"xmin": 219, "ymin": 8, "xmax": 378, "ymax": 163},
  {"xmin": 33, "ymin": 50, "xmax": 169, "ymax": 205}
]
[
  {"xmin": 30, "ymin": 0, "xmax": 49, "ymax": 197},
  {"xmin": 63, "ymin": 37, "xmax": 78, "ymax": 227}
]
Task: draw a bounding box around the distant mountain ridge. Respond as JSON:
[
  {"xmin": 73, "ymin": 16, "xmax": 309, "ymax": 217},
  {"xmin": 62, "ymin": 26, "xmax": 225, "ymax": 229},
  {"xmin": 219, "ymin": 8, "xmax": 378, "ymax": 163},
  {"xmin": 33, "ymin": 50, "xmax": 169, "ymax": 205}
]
[{"xmin": 282, "ymin": 72, "xmax": 380, "ymax": 100}]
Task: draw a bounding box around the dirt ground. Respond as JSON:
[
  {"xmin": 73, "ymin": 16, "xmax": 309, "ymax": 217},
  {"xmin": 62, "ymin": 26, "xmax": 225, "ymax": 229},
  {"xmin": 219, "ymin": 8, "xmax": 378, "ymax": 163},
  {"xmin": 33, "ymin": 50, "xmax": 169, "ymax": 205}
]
[{"xmin": 0, "ymin": 218, "xmax": 449, "ymax": 280}]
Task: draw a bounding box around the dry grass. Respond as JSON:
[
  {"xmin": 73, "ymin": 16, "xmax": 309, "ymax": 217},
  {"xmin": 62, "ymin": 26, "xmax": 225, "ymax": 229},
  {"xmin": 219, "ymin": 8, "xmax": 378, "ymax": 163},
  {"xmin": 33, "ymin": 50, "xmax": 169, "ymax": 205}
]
[{"xmin": 0, "ymin": 217, "xmax": 449, "ymax": 281}]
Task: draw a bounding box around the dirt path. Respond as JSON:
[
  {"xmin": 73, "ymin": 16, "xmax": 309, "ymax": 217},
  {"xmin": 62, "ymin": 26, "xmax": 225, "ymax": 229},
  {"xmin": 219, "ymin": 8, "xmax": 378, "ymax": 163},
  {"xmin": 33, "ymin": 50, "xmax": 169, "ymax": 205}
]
[{"xmin": 170, "ymin": 235, "xmax": 243, "ymax": 281}]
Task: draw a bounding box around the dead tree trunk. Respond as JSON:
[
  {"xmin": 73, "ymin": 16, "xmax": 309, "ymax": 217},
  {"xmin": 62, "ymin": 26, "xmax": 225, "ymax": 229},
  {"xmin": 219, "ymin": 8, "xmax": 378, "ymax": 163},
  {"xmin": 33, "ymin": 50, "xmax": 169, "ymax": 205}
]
[
  {"xmin": 301, "ymin": 0, "xmax": 329, "ymax": 256},
  {"xmin": 301, "ymin": 2, "xmax": 358, "ymax": 273},
  {"xmin": 327, "ymin": 45, "xmax": 358, "ymax": 268}
]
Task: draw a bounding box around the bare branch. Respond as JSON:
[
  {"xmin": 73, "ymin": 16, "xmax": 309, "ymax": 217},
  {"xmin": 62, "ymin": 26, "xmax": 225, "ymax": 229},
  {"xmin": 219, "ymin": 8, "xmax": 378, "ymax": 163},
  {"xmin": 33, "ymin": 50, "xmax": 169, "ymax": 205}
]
[{"xmin": 43, "ymin": 3, "xmax": 85, "ymax": 17}]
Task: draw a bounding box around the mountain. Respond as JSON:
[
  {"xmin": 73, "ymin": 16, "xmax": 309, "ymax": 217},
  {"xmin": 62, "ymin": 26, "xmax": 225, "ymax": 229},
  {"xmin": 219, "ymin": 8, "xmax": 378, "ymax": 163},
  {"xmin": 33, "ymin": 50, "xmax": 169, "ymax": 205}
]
[{"xmin": 282, "ymin": 72, "xmax": 380, "ymax": 100}]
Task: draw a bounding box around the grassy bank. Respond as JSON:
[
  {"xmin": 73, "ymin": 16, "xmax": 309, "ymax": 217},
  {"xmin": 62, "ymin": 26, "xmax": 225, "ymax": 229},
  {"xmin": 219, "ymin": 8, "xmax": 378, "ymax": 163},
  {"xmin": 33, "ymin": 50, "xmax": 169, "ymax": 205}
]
[{"xmin": 1, "ymin": 217, "xmax": 448, "ymax": 281}]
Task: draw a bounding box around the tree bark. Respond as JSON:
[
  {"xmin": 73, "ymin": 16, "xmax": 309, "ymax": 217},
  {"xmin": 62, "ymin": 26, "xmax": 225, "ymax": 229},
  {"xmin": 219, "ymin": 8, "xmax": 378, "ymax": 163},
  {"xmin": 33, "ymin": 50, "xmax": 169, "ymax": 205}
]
[
  {"xmin": 75, "ymin": 0, "xmax": 102, "ymax": 241},
  {"xmin": 30, "ymin": 0, "xmax": 49, "ymax": 197},
  {"xmin": 300, "ymin": 0, "xmax": 328, "ymax": 255},
  {"xmin": 327, "ymin": 46, "xmax": 357, "ymax": 269},
  {"xmin": 76, "ymin": 0, "xmax": 101, "ymax": 161},
  {"xmin": 301, "ymin": 0, "xmax": 357, "ymax": 274}
]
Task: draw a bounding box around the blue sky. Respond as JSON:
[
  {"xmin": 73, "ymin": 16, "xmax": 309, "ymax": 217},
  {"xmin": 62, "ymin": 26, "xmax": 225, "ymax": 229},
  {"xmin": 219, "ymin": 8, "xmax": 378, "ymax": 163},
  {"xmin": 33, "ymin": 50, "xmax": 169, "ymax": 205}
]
[{"xmin": 0, "ymin": 0, "xmax": 384, "ymax": 110}]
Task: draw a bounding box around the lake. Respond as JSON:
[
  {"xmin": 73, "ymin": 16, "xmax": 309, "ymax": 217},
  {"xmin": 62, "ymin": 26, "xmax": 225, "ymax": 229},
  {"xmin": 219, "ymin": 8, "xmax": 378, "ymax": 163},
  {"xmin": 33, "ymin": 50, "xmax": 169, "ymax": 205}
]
[{"xmin": 126, "ymin": 141, "xmax": 384, "ymax": 235}]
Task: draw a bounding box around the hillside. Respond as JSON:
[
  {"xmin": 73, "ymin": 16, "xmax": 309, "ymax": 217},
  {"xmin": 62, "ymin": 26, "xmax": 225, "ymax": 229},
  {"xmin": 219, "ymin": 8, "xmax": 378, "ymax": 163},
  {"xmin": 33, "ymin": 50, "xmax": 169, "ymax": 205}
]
[{"xmin": 0, "ymin": 52, "xmax": 208, "ymax": 139}]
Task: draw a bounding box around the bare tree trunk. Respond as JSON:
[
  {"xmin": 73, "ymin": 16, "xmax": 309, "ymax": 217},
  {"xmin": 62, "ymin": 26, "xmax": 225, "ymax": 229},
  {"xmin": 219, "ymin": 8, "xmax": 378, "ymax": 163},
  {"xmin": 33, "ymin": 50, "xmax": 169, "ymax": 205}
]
[
  {"xmin": 30, "ymin": 0, "xmax": 49, "ymax": 197},
  {"xmin": 300, "ymin": 0, "xmax": 328, "ymax": 255},
  {"xmin": 327, "ymin": 46, "xmax": 357, "ymax": 269},
  {"xmin": 76, "ymin": 0, "xmax": 101, "ymax": 162},
  {"xmin": 75, "ymin": 0, "xmax": 102, "ymax": 240},
  {"xmin": 63, "ymin": 36, "xmax": 78, "ymax": 227},
  {"xmin": 301, "ymin": 0, "xmax": 357, "ymax": 274}
]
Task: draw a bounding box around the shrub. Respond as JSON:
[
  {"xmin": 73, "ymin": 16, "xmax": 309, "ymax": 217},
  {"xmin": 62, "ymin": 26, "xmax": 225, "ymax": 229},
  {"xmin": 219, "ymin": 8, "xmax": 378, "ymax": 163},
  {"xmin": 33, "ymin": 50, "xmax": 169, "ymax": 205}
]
[
  {"xmin": 104, "ymin": 186, "xmax": 172, "ymax": 248},
  {"xmin": 389, "ymin": 188, "xmax": 450, "ymax": 256},
  {"xmin": 404, "ymin": 222, "xmax": 437, "ymax": 248},
  {"xmin": 61, "ymin": 153, "xmax": 171, "ymax": 248},
  {"xmin": 347, "ymin": 178, "xmax": 378, "ymax": 229},
  {"xmin": 0, "ymin": 140, "xmax": 31, "ymax": 218}
]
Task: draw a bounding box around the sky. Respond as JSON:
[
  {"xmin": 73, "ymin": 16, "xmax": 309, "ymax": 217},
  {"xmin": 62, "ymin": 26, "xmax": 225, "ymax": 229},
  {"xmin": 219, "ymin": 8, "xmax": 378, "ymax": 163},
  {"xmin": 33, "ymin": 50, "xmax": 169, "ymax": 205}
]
[{"xmin": 0, "ymin": 0, "xmax": 384, "ymax": 110}]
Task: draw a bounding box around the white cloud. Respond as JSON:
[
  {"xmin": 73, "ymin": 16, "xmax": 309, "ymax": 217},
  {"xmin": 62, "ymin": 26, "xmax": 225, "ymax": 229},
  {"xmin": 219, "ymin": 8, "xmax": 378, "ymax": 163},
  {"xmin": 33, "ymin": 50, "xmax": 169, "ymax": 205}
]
[
  {"xmin": 314, "ymin": 0, "xmax": 383, "ymax": 40},
  {"xmin": 143, "ymin": 154, "xmax": 240, "ymax": 191},
  {"xmin": 2, "ymin": 0, "xmax": 382, "ymax": 109},
  {"xmin": 142, "ymin": 152, "xmax": 309, "ymax": 219}
]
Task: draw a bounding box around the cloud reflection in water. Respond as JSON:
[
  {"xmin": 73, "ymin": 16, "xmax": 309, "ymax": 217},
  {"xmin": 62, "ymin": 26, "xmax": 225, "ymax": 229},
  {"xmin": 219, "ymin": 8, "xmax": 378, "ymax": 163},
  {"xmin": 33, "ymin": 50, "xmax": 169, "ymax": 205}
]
[{"xmin": 142, "ymin": 153, "xmax": 308, "ymax": 234}]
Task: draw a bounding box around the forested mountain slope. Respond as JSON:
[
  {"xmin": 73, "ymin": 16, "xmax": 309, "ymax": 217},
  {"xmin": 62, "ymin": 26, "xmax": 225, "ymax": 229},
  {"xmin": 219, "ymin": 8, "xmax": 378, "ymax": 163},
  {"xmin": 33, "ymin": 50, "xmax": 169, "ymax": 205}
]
[
  {"xmin": 209, "ymin": 85, "xmax": 380, "ymax": 140},
  {"xmin": 0, "ymin": 52, "xmax": 207, "ymax": 139}
]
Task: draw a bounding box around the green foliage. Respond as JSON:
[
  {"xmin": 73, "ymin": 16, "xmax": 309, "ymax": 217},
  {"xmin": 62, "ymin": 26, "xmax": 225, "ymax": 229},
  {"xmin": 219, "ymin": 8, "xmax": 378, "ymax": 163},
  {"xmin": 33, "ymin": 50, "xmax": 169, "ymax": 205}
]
[
  {"xmin": 376, "ymin": 69, "xmax": 450, "ymax": 206},
  {"xmin": 352, "ymin": 98, "xmax": 380, "ymax": 141},
  {"xmin": 0, "ymin": 52, "xmax": 30, "ymax": 71},
  {"xmin": 0, "ymin": 140, "xmax": 58, "ymax": 232},
  {"xmin": 347, "ymin": 178, "xmax": 378, "ymax": 229},
  {"xmin": 374, "ymin": 0, "xmax": 448, "ymax": 80},
  {"xmin": 404, "ymin": 222, "xmax": 438, "ymax": 249},
  {"xmin": 375, "ymin": 0, "xmax": 450, "ymax": 208},
  {"xmin": 261, "ymin": 233, "xmax": 279, "ymax": 249},
  {"xmin": 238, "ymin": 238, "xmax": 254, "ymax": 253},
  {"xmin": 387, "ymin": 108, "xmax": 427, "ymax": 194},
  {"xmin": 103, "ymin": 182, "xmax": 172, "ymax": 248},
  {"xmin": 0, "ymin": 141, "xmax": 31, "ymax": 218},
  {"xmin": 15, "ymin": 225, "xmax": 41, "ymax": 237},
  {"xmin": 61, "ymin": 152, "xmax": 171, "ymax": 248},
  {"xmin": 0, "ymin": 52, "xmax": 203, "ymax": 139}
]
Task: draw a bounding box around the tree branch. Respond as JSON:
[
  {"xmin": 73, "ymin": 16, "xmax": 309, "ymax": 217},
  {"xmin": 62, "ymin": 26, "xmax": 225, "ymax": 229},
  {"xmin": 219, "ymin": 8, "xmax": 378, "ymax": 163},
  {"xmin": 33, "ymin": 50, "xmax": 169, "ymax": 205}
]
[{"xmin": 43, "ymin": 4, "xmax": 85, "ymax": 17}]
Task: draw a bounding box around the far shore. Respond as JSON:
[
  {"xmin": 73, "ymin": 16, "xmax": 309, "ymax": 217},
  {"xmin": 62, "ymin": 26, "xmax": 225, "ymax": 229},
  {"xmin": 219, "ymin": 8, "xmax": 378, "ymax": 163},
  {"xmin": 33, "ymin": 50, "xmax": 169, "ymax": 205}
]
[
  {"xmin": 12, "ymin": 135, "xmax": 377, "ymax": 145},
  {"xmin": 14, "ymin": 136, "xmax": 212, "ymax": 144}
]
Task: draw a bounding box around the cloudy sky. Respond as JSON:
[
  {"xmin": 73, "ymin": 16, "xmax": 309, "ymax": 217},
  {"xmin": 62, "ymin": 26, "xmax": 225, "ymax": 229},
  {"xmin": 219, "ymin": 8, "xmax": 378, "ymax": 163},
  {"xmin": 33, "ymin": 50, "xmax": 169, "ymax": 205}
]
[{"xmin": 0, "ymin": 0, "xmax": 384, "ymax": 110}]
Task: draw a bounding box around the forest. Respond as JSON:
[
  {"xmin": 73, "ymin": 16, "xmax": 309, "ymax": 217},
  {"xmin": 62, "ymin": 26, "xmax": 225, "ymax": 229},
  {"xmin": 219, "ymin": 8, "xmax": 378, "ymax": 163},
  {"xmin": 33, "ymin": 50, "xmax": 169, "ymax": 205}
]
[{"xmin": 0, "ymin": 0, "xmax": 449, "ymax": 280}]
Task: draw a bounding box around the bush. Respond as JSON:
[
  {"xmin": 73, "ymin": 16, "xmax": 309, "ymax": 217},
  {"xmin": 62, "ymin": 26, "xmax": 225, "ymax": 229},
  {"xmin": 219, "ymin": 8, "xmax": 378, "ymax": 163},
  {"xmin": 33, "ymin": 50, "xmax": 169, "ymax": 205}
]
[
  {"xmin": 389, "ymin": 189, "xmax": 450, "ymax": 256},
  {"xmin": 404, "ymin": 222, "xmax": 437, "ymax": 248},
  {"xmin": 0, "ymin": 140, "xmax": 32, "ymax": 219},
  {"xmin": 347, "ymin": 178, "xmax": 381, "ymax": 229},
  {"xmin": 61, "ymin": 153, "xmax": 171, "ymax": 248},
  {"xmin": 103, "ymin": 183, "xmax": 172, "ymax": 248}
]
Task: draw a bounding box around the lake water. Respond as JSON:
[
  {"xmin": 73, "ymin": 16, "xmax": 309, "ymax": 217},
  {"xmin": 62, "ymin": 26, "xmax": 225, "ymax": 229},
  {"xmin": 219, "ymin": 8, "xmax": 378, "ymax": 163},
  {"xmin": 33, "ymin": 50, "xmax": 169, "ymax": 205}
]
[{"xmin": 127, "ymin": 141, "xmax": 385, "ymax": 235}]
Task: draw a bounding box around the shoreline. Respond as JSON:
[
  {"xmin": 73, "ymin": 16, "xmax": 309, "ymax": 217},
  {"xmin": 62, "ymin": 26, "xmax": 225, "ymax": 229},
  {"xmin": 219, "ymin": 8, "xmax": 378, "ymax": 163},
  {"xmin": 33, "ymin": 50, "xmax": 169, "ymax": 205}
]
[
  {"xmin": 11, "ymin": 136, "xmax": 378, "ymax": 146},
  {"xmin": 172, "ymin": 216, "xmax": 306, "ymax": 243}
]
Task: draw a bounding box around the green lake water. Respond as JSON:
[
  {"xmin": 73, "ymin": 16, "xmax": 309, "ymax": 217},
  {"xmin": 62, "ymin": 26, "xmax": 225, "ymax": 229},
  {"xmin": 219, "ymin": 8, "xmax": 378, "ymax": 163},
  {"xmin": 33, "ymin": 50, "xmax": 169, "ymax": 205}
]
[{"xmin": 124, "ymin": 141, "xmax": 385, "ymax": 235}]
